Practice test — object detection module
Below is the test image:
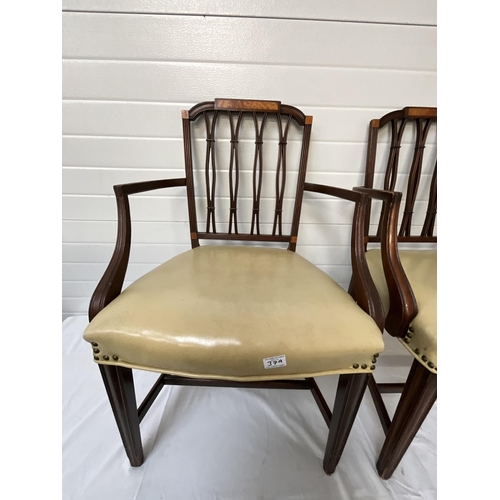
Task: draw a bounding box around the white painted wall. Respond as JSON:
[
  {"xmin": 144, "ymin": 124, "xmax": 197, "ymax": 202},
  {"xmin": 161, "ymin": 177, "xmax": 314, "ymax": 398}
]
[
  {"xmin": 62, "ymin": 1, "xmax": 437, "ymax": 332},
  {"xmin": 62, "ymin": 0, "xmax": 437, "ymax": 25}
]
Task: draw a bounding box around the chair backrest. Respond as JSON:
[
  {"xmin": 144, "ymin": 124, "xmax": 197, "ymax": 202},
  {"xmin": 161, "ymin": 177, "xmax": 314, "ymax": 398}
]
[
  {"xmin": 363, "ymin": 107, "xmax": 437, "ymax": 245},
  {"xmin": 181, "ymin": 99, "xmax": 313, "ymax": 251}
]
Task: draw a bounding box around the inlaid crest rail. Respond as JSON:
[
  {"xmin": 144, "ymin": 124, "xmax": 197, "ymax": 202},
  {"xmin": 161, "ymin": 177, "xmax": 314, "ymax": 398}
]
[{"xmin": 181, "ymin": 100, "xmax": 313, "ymax": 250}]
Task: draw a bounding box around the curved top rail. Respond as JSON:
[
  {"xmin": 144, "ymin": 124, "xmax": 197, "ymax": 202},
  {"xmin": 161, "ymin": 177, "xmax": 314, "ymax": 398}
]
[
  {"xmin": 185, "ymin": 99, "xmax": 308, "ymax": 125},
  {"xmin": 374, "ymin": 107, "xmax": 437, "ymax": 128}
]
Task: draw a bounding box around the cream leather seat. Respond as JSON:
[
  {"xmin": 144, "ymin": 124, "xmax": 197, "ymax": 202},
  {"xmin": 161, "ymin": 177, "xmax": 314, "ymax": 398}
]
[
  {"xmin": 84, "ymin": 245, "xmax": 384, "ymax": 381},
  {"xmin": 366, "ymin": 249, "xmax": 437, "ymax": 372}
]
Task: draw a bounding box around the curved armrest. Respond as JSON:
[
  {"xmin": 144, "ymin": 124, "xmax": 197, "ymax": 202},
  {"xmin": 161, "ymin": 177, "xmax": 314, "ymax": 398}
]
[
  {"xmin": 352, "ymin": 186, "xmax": 399, "ymax": 202},
  {"xmin": 353, "ymin": 186, "xmax": 418, "ymax": 337},
  {"xmin": 88, "ymin": 178, "xmax": 187, "ymax": 321},
  {"xmin": 304, "ymin": 182, "xmax": 385, "ymax": 331}
]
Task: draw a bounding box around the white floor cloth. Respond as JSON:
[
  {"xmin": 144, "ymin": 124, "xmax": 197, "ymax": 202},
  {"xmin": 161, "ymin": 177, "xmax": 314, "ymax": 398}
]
[{"xmin": 63, "ymin": 316, "xmax": 436, "ymax": 500}]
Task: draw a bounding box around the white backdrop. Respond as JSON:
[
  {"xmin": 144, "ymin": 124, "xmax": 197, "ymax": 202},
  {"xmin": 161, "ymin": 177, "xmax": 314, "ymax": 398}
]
[{"xmin": 62, "ymin": 0, "xmax": 437, "ymax": 337}]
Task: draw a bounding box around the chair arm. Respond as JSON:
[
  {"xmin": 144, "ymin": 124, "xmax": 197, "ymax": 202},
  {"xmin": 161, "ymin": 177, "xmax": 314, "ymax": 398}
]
[
  {"xmin": 113, "ymin": 178, "xmax": 186, "ymax": 196},
  {"xmin": 304, "ymin": 182, "xmax": 385, "ymax": 331},
  {"xmin": 353, "ymin": 186, "xmax": 418, "ymax": 337},
  {"xmin": 88, "ymin": 178, "xmax": 187, "ymax": 321},
  {"xmin": 352, "ymin": 186, "xmax": 399, "ymax": 203}
]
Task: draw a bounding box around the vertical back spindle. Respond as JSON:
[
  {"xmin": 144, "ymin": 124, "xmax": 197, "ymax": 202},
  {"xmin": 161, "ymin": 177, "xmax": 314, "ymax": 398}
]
[
  {"xmin": 421, "ymin": 161, "xmax": 437, "ymax": 237},
  {"xmin": 399, "ymin": 119, "xmax": 432, "ymax": 237},
  {"xmin": 377, "ymin": 119, "xmax": 407, "ymax": 237},
  {"xmin": 204, "ymin": 111, "xmax": 219, "ymax": 233},
  {"xmin": 228, "ymin": 111, "xmax": 243, "ymax": 234},
  {"xmin": 272, "ymin": 114, "xmax": 292, "ymax": 236},
  {"xmin": 250, "ymin": 112, "xmax": 268, "ymax": 235}
]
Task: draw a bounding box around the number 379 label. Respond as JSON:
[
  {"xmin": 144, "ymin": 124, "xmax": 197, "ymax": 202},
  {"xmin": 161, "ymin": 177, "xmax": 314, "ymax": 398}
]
[{"xmin": 263, "ymin": 355, "xmax": 287, "ymax": 369}]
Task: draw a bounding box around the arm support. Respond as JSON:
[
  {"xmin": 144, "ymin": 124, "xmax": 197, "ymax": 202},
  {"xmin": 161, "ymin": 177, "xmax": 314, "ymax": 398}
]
[
  {"xmin": 353, "ymin": 186, "xmax": 418, "ymax": 337},
  {"xmin": 304, "ymin": 182, "xmax": 385, "ymax": 331},
  {"xmin": 88, "ymin": 178, "xmax": 187, "ymax": 321}
]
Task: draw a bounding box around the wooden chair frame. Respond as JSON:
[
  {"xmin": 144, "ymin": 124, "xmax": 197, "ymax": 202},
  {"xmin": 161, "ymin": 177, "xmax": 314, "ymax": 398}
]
[
  {"xmin": 353, "ymin": 107, "xmax": 437, "ymax": 479},
  {"xmin": 88, "ymin": 98, "xmax": 387, "ymax": 473}
]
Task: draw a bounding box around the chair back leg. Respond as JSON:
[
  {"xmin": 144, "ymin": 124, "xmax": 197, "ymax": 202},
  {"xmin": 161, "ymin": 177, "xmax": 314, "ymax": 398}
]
[
  {"xmin": 377, "ymin": 359, "xmax": 437, "ymax": 479},
  {"xmin": 323, "ymin": 373, "xmax": 369, "ymax": 474},
  {"xmin": 99, "ymin": 365, "xmax": 144, "ymax": 466}
]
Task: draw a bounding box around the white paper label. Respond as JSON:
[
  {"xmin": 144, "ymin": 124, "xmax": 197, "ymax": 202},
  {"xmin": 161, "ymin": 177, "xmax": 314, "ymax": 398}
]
[{"xmin": 263, "ymin": 355, "xmax": 287, "ymax": 369}]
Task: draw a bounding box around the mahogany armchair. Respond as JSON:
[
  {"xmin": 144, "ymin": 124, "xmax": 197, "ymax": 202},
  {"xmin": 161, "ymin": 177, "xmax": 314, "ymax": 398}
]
[
  {"xmin": 83, "ymin": 98, "xmax": 387, "ymax": 474},
  {"xmin": 353, "ymin": 107, "xmax": 437, "ymax": 479}
]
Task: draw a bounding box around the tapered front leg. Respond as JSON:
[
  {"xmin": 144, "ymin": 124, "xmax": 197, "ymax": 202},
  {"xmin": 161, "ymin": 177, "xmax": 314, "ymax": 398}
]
[
  {"xmin": 377, "ymin": 359, "xmax": 436, "ymax": 479},
  {"xmin": 99, "ymin": 365, "xmax": 144, "ymax": 466},
  {"xmin": 323, "ymin": 373, "xmax": 369, "ymax": 474}
]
